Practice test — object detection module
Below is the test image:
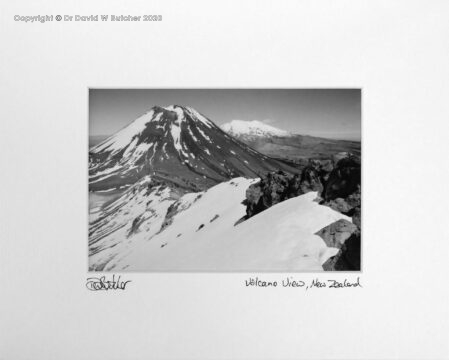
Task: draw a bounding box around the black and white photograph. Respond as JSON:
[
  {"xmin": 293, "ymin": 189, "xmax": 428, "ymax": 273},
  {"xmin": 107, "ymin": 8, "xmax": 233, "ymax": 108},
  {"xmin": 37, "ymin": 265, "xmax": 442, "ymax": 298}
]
[
  {"xmin": 2, "ymin": 1, "xmax": 449, "ymax": 359},
  {"xmin": 89, "ymin": 89, "xmax": 361, "ymax": 271}
]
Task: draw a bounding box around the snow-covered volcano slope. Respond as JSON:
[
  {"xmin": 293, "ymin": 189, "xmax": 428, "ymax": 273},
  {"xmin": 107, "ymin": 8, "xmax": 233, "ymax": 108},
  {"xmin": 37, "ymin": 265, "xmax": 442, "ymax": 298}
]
[
  {"xmin": 88, "ymin": 176, "xmax": 184, "ymax": 271},
  {"xmin": 90, "ymin": 177, "xmax": 351, "ymax": 272},
  {"xmin": 89, "ymin": 105, "xmax": 299, "ymax": 192}
]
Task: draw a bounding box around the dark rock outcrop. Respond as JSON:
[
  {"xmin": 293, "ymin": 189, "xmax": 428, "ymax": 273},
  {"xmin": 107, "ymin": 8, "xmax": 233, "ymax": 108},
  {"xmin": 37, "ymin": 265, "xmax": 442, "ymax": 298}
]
[
  {"xmin": 323, "ymin": 153, "xmax": 361, "ymax": 201},
  {"xmin": 245, "ymin": 171, "xmax": 293, "ymax": 218},
  {"xmin": 316, "ymin": 218, "xmax": 361, "ymax": 271},
  {"xmin": 244, "ymin": 159, "xmax": 335, "ymax": 218},
  {"xmin": 128, "ymin": 215, "xmax": 144, "ymax": 237},
  {"xmin": 315, "ymin": 219, "xmax": 358, "ymax": 248},
  {"xmin": 319, "ymin": 154, "xmax": 361, "ymax": 270},
  {"xmin": 325, "ymin": 185, "xmax": 361, "ymax": 214},
  {"xmin": 297, "ymin": 165, "xmax": 324, "ymax": 195},
  {"xmin": 352, "ymin": 207, "xmax": 361, "ymax": 228},
  {"xmin": 322, "ymin": 232, "xmax": 361, "ymax": 271},
  {"xmin": 245, "ymin": 153, "xmax": 360, "ymax": 218}
]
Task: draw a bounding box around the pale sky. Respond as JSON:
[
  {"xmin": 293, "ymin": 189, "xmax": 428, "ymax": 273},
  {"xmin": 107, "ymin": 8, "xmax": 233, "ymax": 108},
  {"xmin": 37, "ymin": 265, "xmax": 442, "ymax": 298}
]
[{"xmin": 89, "ymin": 89, "xmax": 361, "ymax": 140}]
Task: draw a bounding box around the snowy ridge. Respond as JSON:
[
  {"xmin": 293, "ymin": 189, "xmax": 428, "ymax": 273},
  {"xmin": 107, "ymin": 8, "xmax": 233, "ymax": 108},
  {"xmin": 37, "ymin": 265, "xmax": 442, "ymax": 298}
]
[{"xmin": 90, "ymin": 178, "xmax": 350, "ymax": 271}]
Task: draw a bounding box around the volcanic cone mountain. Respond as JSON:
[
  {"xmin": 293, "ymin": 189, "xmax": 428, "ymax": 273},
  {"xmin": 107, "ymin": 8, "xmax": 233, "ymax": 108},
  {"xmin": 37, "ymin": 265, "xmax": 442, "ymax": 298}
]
[{"xmin": 89, "ymin": 105, "xmax": 299, "ymax": 191}]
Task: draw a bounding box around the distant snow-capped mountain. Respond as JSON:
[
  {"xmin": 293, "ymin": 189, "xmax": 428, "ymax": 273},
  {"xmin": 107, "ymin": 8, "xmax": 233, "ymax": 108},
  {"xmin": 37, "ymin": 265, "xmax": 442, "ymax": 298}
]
[
  {"xmin": 89, "ymin": 105, "xmax": 299, "ymax": 192},
  {"xmin": 220, "ymin": 120, "xmax": 292, "ymax": 139},
  {"xmin": 221, "ymin": 119, "xmax": 361, "ymax": 161}
]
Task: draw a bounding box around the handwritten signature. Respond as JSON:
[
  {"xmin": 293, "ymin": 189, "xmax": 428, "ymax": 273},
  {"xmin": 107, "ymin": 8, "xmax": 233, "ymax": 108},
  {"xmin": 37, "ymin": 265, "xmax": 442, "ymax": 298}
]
[{"xmin": 86, "ymin": 275, "xmax": 131, "ymax": 291}]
